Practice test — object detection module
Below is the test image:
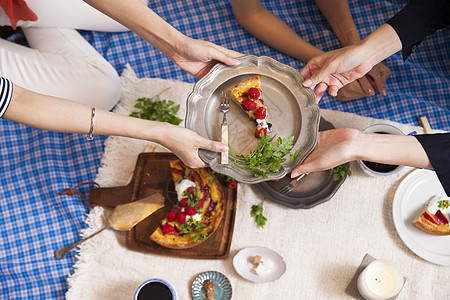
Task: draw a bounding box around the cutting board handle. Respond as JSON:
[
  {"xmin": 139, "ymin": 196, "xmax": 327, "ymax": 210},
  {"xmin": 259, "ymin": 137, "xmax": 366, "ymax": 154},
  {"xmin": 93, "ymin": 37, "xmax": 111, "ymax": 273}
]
[{"xmin": 89, "ymin": 185, "xmax": 134, "ymax": 208}]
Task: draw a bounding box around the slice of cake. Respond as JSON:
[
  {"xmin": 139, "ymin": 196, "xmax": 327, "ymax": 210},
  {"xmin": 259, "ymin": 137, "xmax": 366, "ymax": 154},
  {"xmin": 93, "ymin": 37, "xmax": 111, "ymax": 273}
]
[
  {"xmin": 229, "ymin": 75, "xmax": 272, "ymax": 137},
  {"xmin": 413, "ymin": 196, "xmax": 450, "ymax": 236}
]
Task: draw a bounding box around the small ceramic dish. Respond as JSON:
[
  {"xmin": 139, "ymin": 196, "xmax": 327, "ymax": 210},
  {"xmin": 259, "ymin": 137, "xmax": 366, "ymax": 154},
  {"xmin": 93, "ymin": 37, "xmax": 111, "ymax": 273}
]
[{"xmin": 233, "ymin": 246, "xmax": 286, "ymax": 283}]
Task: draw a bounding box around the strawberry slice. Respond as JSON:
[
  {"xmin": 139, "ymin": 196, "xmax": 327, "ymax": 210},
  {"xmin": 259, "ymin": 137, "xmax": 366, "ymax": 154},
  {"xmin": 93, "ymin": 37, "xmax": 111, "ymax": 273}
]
[{"xmin": 435, "ymin": 210, "xmax": 449, "ymax": 225}]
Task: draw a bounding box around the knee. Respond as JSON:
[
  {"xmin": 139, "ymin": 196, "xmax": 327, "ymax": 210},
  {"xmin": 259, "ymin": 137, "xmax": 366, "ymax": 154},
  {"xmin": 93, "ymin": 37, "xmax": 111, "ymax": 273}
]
[{"xmin": 81, "ymin": 65, "xmax": 122, "ymax": 111}]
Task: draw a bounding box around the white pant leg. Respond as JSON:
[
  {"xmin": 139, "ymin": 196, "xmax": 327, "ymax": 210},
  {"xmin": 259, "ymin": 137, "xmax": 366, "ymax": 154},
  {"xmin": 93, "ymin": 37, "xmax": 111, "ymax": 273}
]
[
  {"xmin": 0, "ymin": 27, "xmax": 121, "ymax": 110},
  {"xmin": 0, "ymin": 0, "xmax": 134, "ymax": 31}
]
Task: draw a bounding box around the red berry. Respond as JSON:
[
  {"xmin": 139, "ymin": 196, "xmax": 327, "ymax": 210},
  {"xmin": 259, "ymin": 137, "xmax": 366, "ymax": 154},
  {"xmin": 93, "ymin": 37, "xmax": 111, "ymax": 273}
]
[
  {"xmin": 162, "ymin": 224, "xmax": 175, "ymax": 235},
  {"xmin": 227, "ymin": 180, "xmax": 237, "ymax": 189},
  {"xmin": 177, "ymin": 212, "xmax": 186, "ymax": 223},
  {"xmin": 197, "ymin": 200, "xmax": 204, "ymax": 209},
  {"xmin": 255, "ymin": 107, "xmax": 267, "ymax": 119},
  {"xmin": 166, "ymin": 212, "xmax": 176, "ymax": 222},
  {"xmin": 185, "ymin": 206, "xmax": 197, "ymax": 216},
  {"xmin": 255, "ymin": 128, "xmax": 268, "ymax": 138},
  {"xmin": 179, "ymin": 197, "xmax": 188, "ymax": 207},
  {"xmin": 186, "ymin": 186, "xmax": 197, "ymax": 195},
  {"xmin": 248, "ymin": 87, "xmax": 261, "ymax": 99},
  {"xmin": 244, "ymin": 99, "xmax": 257, "ymax": 110}
]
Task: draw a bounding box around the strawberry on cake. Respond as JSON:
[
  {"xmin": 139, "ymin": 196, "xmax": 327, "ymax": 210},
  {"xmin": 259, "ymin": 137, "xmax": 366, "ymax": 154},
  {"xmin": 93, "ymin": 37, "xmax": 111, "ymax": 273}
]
[
  {"xmin": 413, "ymin": 196, "xmax": 450, "ymax": 236},
  {"xmin": 229, "ymin": 75, "xmax": 272, "ymax": 137}
]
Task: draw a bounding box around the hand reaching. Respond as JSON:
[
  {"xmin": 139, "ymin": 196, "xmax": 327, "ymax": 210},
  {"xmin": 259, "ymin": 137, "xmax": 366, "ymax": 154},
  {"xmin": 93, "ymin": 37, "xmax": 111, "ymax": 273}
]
[
  {"xmin": 158, "ymin": 123, "xmax": 228, "ymax": 168},
  {"xmin": 291, "ymin": 128, "xmax": 360, "ymax": 177},
  {"xmin": 170, "ymin": 37, "xmax": 242, "ymax": 78},
  {"xmin": 300, "ymin": 45, "xmax": 375, "ymax": 100}
]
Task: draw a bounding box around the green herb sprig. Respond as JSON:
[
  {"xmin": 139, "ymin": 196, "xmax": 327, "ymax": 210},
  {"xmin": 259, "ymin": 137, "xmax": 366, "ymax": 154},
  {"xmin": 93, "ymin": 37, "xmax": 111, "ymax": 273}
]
[
  {"xmin": 251, "ymin": 200, "xmax": 268, "ymax": 228},
  {"xmin": 438, "ymin": 200, "xmax": 449, "ymax": 210},
  {"xmin": 333, "ymin": 164, "xmax": 351, "ymax": 181},
  {"xmin": 130, "ymin": 87, "xmax": 183, "ymax": 125},
  {"xmin": 179, "ymin": 219, "xmax": 208, "ymax": 241},
  {"xmin": 230, "ymin": 134, "xmax": 295, "ymax": 177}
]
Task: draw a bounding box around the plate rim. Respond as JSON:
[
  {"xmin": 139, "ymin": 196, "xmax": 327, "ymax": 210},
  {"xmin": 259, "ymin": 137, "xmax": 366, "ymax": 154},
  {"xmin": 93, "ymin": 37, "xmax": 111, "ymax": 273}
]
[
  {"xmin": 185, "ymin": 54, "xmax": 320, "ymax": 184},
  {"xmin": 392, "ymin": 169, "xmax": 450, "ymax": 266},
  {"xmin": 232, "ymin": 246, "xmax": 287, "ymax": 283},
  {"xmin": 190, "ymin": 270, "xmax": 232, "ymax": 300}
]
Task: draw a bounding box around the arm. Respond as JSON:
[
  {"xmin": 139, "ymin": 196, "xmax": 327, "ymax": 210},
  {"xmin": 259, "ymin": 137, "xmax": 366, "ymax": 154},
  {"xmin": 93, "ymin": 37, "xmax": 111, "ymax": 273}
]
[
  {"xmin": 3, "ymin": 83, "xmax": 227, "ymax": 168},
  {"xmin": 315, "ymin": 0, "xmax": 391, "ymax": 99},
  {"xmin": 386, "ymin": 0, "xmax": 450, "ymax": 60},
  {"xmin": 230, "ymin": 0, "xmax": 322, "ymax": 63},
  {"xmin": 291, "ymin": 128, "xmax": 432, "ymax": 178},
  {"xmin": 315, "ymin": 0, "xmax": 360, "ymax": 47},
  {"xmin": 82, "ymin": 0, "xmax": 241, "ymax": 78}
]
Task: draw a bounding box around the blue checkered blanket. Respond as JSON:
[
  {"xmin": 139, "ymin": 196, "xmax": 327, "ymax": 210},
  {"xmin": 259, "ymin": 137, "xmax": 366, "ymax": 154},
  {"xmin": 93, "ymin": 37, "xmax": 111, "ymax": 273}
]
[{"xmin": 0, "ymin": 0, "xmax": 448, "ymax": 298}]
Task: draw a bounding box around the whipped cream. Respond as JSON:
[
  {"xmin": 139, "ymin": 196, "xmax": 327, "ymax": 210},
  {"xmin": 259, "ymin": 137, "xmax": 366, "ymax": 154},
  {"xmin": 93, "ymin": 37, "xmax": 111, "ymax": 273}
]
[
  {"xmin": 256, "ymin": 118, "xmax": 272, "ymax": 132},
  {"xmin": 427, "ymin": 195, "xmax": 450, "ymax": 216},
  {"xmin": 175, "ymin": 179, "xmax": 196, "ymax": 200},
  {"xmin": 254, "ymin": 258, "xmax": 273, "ymax": 275},
  {"xmin": 186, "ymin": 213, "xmax": 202, "ymax": 222}
]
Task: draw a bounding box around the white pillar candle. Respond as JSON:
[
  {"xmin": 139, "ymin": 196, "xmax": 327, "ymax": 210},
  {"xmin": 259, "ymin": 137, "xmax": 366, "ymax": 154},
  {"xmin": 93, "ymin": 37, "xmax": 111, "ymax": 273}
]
[{"xmin": 357, "ymin": 260, "xmax": 403, "ymax": 300}]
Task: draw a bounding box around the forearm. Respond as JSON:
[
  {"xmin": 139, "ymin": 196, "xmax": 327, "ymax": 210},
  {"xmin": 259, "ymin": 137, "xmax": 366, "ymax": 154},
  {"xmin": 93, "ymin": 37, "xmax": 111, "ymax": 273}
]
[
  {"xmin": 3, "ymin": 85, "xmax": 167, "ymax": 144},
  {"xmin": 354, "ymin": 132, "xmax": 431, "ymax": 169},
  {"xmin": 231, "ymin": 0, "xmax": 322, "ymax": 62},
  {"xmin": 315, "ymin": 0, "xmax": 360, "ymax": 46},
  {"xmin": 83, "ymin": 0, "xmax": 184, "ymax": 58},
  {"xmin": 356, "ymin": 24, "xmax": 402, "ymax": 67}
]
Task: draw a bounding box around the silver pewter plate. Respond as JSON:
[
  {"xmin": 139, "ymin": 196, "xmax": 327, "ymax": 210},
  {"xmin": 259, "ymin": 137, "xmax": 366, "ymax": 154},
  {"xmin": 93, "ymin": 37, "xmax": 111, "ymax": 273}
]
[{"xmin": 186, "ymin": 55, "xmax": 320, "ymax": 184}]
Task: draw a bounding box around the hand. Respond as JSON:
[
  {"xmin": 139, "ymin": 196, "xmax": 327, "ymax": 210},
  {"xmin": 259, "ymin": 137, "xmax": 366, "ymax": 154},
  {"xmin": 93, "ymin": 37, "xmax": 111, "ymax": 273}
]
[
  {"xmin": 158, "ymin": 124, "xmax": 228, "ymax": 168},
  {"xmin": 366, "ymin": 62, "xmax": 391, "ymax": 96},
  {"xmin": 291, "ymin": 128, "xmax": 360, "ymax": 177},
  {"xmin": 170, "ymin": 37, "xmax": 242, "ymax": 78},
  {"xmin": 336, "ymin": 76, "xmax": 375, "ymax": 101},
  {"xmin": 300, "ymin": 45, "xmax": 373, "ymax": 100}
]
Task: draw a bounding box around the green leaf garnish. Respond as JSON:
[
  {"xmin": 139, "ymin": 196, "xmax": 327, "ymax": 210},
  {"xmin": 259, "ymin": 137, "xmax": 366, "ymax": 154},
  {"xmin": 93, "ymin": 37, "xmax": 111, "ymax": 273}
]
[
  {"xmin": 229, "ymin": 134, "xmax": 295, "ymax": 177},
  {"xmin": 251, "ymin": 200, "xmax": 267, "ymax": 228},
  {"xmin": 438, "ymin": 200, "xmax": 449, "ymax": 210},
  {"xmin": 130, "ymin": 87, "xmax": 183, "ymax": 125},
  {"xmin": 332, "ymin": 164, "xmax": 351, "ymax": 181}
]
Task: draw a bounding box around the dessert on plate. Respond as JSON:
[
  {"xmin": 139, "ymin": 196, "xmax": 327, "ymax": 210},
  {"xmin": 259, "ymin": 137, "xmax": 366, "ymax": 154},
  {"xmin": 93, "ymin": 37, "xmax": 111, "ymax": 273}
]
[
  {"xmin": 250, "ymin": 254, "xmax": 272, "ymax": 275},
  {"xmin": 150, "ymin": 160, "xmax": 225, "ymax": 249},
  {"xmin": 413, "ymin": 196, "xmax": 450, "ymax": 236},
  {"xmin": 203, "ymin": 279, "xmax": 215, "ymax": 300},
  {"xmin": 229, "ymin": 75, "xmax": 272, "ymax": 137}
]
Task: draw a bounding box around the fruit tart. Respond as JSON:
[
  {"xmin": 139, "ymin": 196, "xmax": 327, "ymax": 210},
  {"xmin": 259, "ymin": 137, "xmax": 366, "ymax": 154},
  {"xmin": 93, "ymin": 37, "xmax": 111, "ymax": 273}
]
[
  {"xmin": 413, "ymin": 196, "xmax": 450, "ymax": 236},
  {"xmin": 150, "ymin": 160, "xmax": 225, "ymax": 249},
  {"xmin": 229, "ymin": 75, "xmax": 272, "ymax": 137}
]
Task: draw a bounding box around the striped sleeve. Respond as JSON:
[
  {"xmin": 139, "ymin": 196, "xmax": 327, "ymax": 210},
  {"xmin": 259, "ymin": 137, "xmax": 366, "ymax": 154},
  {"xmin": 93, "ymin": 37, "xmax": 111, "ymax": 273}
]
[{"xmin": 0, "ymin": 77, "xmax": 13, "ymax": 117}]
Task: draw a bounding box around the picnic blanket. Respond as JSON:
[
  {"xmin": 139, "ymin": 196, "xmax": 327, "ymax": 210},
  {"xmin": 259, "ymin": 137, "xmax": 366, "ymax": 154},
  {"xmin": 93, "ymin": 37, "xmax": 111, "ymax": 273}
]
[{"xmin": 0, "ymin": 0, "xmax": 448, "ymax": 299}]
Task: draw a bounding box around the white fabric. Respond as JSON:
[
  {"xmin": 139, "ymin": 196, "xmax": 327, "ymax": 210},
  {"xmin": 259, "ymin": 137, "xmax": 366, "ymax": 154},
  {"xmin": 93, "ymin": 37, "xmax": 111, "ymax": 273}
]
[
  {"xmin": 66, "ymin": 67, "xmax": 449, "ymax": 299},
  {"xmin": 0, "ymin": 0, "xmax": 131, "ymax": 31},
  {"xmin": 0, "ymin": 0, "xmax": 147, "ymax": 110}
]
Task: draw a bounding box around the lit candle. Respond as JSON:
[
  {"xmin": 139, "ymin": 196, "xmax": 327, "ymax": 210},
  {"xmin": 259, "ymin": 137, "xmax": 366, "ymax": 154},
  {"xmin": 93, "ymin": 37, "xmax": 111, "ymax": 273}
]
[{"xmin": 357, "ymin": 260, "xmax": 403, "ymax": 300}]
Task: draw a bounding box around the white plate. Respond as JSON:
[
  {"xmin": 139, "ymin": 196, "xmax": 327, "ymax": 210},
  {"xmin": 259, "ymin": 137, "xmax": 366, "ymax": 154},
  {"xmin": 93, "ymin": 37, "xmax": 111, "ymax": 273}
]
[
  {"xmin": 392, "ymin": 169, "xmax": 450, "ymax": 265},
  {"xmin": 233, "ymin": 247, "xmax": 286, "ymax": 283}
]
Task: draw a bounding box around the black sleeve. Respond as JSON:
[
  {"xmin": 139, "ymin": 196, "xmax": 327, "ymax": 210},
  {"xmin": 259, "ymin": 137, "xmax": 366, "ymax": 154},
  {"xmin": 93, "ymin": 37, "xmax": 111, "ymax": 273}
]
[
  {"xmin": 414, "ymin": 133, "xmax": 450, "ymax": 196},
  {"xmin": 386, "ymin": 0, "xmax": 450, "ymax": 60},
  {"xmin": 0, "ymin": 77, "xmax": 13, "ymax": 117}
]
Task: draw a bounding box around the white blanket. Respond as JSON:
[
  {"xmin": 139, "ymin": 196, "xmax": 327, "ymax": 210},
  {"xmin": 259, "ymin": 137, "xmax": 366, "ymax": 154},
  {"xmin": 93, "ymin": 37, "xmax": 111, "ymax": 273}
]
[{"xmin": 66, "ymin": 66, "xmax": 448, "ymax": 300}]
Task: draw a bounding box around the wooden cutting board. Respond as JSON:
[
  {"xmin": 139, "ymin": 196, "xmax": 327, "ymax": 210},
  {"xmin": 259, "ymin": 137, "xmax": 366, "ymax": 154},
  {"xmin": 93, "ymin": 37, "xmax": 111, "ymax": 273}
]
[{"xmin": 89, "ymin": 152, "xmax": 237, "ymax": 259}]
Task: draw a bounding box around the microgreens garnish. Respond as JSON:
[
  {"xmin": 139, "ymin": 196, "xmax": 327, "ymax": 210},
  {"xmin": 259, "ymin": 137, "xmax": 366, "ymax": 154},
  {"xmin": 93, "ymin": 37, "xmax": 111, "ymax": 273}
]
[
  {"xmin": 180, "ymin": 219, "xmax": 208, "ymax": 240},
  {"xmin": 230, "ymin": 134, "xmax": 295, "ymax": 177},
  {"xmin": 438, "ymin": 200, "xmax": 449, "ymax": 210}
]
